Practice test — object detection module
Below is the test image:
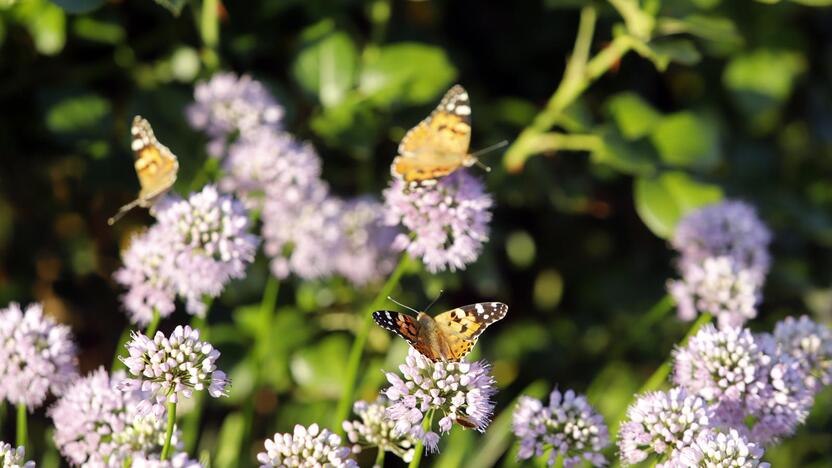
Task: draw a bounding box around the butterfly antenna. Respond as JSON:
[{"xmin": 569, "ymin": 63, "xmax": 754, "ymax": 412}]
[
  {"xmin": 387, "ymin": 296, "xmax": 420, "ymax": 314},
  {"xmin": 470, "ymin": 140, "xmax": 509, "ymax": 159},
  {"xmin": 424, "ymin": 290, "xmax": 444, "ymax": 313},
  {"xmin": 107, "ymin": 199, "xmax": 141, "ymax": 225}
]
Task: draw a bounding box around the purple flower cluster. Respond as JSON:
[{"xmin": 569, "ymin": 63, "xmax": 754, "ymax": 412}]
[
  {"xmin": 668, "ymin": 200, "xmax": 771, "ymax": 328},
  {"xmin": 0, "ymin": 442, "xmax": 34, "ymax": 468},
  {"xmin": 664, "ymin": 428, "xmax": 769, "ymax": 468},
  {"xmin": 0, "ymin": 302, "xmax": 78, "ymax": 409},
  {"xmin": 512, "ymin": 388, "xmax": 610, "ymax": 467},
  {"xmin": 119, "ymin": 325, "xmax": 229, "ymax": 417},
  {"xmin": 383, "ymin": 171, "xmax": 493, "ymax": 273},
  {"xmin": 186, "ymin": 72, "xmax": 284, "ymax": 157},
  {"xmin": 131, "ymin": 453, "xmax": 203, "ymax": 468},
  {"xmin": 115, "ymin": 185, "xmax": 259, "ymax": 322},
  {"xmin": 342, "ymin": 398, "xmax": 417, "ymax": 463},
  {"xmin": 771, "ymin": 315, "xmax": 832, "ymax": 391},
  {"xmin": 50, "ymin": 367, "xmax": 181, "ymax": 465},
  {"xmin": 256, "ymin": 424, "xmax": 357, "ymax": 468},
  {"xmin": 382, "ymin": 348, "xmax": 496, "ymax": 453}
]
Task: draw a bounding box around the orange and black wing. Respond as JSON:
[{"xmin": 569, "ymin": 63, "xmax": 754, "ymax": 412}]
[
  {"xmin": 131, "ymin": 116, "xmax": 178, "ymax": 204},
  {"xmin": 433, "ymin": 302, "xmax": 508, "ymax": 361},
  {"xmin": 372, "ymin": 310, "xmax": 439, "ymax": 361}
]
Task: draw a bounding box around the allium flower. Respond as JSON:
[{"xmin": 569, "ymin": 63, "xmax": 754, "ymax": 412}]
[
  {"xmin": 119, "ymin": 326, "xmax": 228, "ymax": 418},
  {"xmin": 668, "ymin": 257, "xmax": 759, "ymax": 329},
  {"xmin": 671, "ymin": 200, "xmax": 771, "ymax": 277},
  {"xmin": 50, "ymin": 367, "xmax": 181, "ymax": 465},
  {"xmin": 618, "ymin": 388, "xmax": 712, "ymax": 465},
  {"xmin": 256, "ymin": 424, "xmax": 357, "ymax": 468},
  {"xmin": 342, "ymin": 398, "xmax": 417, "ymax": 463},
  {"xmin": 334, "ymin": 198, "xmax": 398, "ymax": 286},
  {"xmin": 771, "ymin": 315, "xmax": 832, "ymax": 391},
  {"xmin": 131, "ymin": 453, "xmax": 203, "ymax": 468},
  {"xmin": 669, "ymin": 428, "xmax": 770, "ymax": 468},
  {"xmin": 673, "ymin": 325, "xmax": 813, "ymax": 445},
  {"xmin": 114, "ymin": 226, "xmax": 177, "ymax": 326},
  {"xmin": 383, "ymin": 170, "xmax": 493, "ymax": 273},
  {"xmin": 0, "ymin": 442, "xmax": 34, "ymax": 468},
  {"xmin": 154, "ymin": 185, "xmax": 259, "ymax": 316},
  {"xmin": 383, "ymin": 349, "xmax": 496, "ymax": 453},
  {"xmin": 186, "ymin": 72, "xmax": 284, "ymax": 157},
  {"xmin": 512, "ymin": 389, "xmax": 609, "ymax": 467},
  {"xmin": 0, "ymin": 302, "xmax": 78, "ymax": 409}
]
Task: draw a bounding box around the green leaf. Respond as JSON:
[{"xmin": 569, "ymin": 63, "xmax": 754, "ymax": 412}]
[
  {"xmin": 634, "ymin": 172, "xmax": 723, "ymax": 238},
  {"xmin": 45, "ymin": 93, "xmax": 111, "ymax": 134},
  {"xmin": 72, "ymin": 17, "xmax": 124, "ymax": 44},
  {"xmin": 648, "ymin": 38, "xmax": 702, "ymax": 67},
  {"xmin": 290, "ymin": 335, "xmax": 350, "ymax": 399},
  {"xmin": 606, "ymin": 92, "xmax": 661, "ymax": 140},
  {"xmin": 214, "ymin": 412, "xmax": 245, "ymax": 468},
  {"xmin": 14, "ymin": 0, "xmax": 66, "ymax": 55},
  {"xmin": 650, "ymin": 112, "xmax": 721, "ymax": 170},
  {"xmin": 152, "ymin": 0, "xmax": 187, "ymax": 16},
  {"xmin": 591, "ymin": 126, "xmax": 657, "ymax": 176},
  {"xmin": 50, "ymin": 0, "xmax": 103, "ymax": 13},
  {"xmin": 292, "ymin": 21, "xmax": 358, "ymax": 108},
  {"xmin": 360, "ymin": 43, "xmax": 457, "ymax": 106}
]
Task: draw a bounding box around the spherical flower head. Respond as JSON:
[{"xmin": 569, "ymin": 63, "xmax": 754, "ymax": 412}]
[
  {"xmin": 671, "ymin": 200, "xmax": 771, "ymax": 279},
  {"xmin": 114, "ymin": 226, "xmax": 178, "ymax": 326},
  {"xmin": 154, "ymin": 185, "xmax": 259, "ymax": 316},
  {"xmin": 667, "ymin": 428, "xmax": 770, "ymax": 468},
  {"xmin": 771, "ymin": 315, "xmax": 832, "ymax": 391},
  {"xmin": 617, "ymin": 388, "xmax": 712, "ymax": 466},
  {"xmin": 186, "ymin": 72, "xmax": 284, "ymax": 157},
  {"xmin": 512, "ymin": 388, "xmax": 609, "ymax": 467},
  {"xmin": 668, "ymin": 256, "xmax": 760, "ymax": 329},
  {"xmin": 335, "ymin": 198, "xmax": 399, "ymax": 286},
  {"xmin": 0, "ymin": 442, "xmax": 34, "ymax": 468},
  {"xmin": 383, "ymin": 349, "xmax": 496, "ymax": 453},
  {"xmin": 131, "ymin": 453, "xmax": 203, "ymax": 468},
  {"xmin": 342, "ymin": 398, "xmax": 417, "ymax": 463},
  {"xmin": 383, "ymin": 170, "xmax": 492, "ymax": 273},
  {"xmin": 50, "ymin": 367, "xmax": 181, "ymax": 465},
  {"xmin": 256, "ymin": 424, "xmax": 357, "ymax": 467},
  {"xmin": 0, "ymin": 302, "xmax": 78, "ymax": 409},
  {"xmin": 221, "ymin": 129, "xmax": 323, "ymax": 211},
  {"xmin": 119, "ymin": 325, "xmax": 229, "ymax": 417}
]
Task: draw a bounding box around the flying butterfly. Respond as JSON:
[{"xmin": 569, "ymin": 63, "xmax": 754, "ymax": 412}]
[
  {"xmin": 392, "ymin": 84, "xmax": 505, "ymax": 187},
  {"xmin": 107, "ymin": 116, "xmax": 179, "ymax": 225},
  {"xmin": 373, "ymin": 299, "xmax": 508, "ymax": 362}
]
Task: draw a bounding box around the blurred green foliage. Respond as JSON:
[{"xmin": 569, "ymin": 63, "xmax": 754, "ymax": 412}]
[{"xmin": 1, "ymin": 0, "xmax": 832, "ymax": 467}]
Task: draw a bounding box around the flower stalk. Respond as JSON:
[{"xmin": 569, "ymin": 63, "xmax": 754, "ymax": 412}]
[
  {"xmin": 160, "ymin": 401, "xmax": 177, "ymax": 460},
  {"xmin": 16, "ymin": 403, "xmax": 26, "ymax": 450},
  {"xmin": 407, "ymin": 410, "xmax": 434, "ymax": 468}
]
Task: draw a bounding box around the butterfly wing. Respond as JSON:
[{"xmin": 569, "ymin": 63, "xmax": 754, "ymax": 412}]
[
  {"xmin": 372, "ymin": 310, "xmax": 440, "ymax": 361},
  {"xmin": 392, "ymin": 85, "xmax": 473, "ymax": 184},
  {"xmin": 131, "ymin": 116, "xmax": 178, "ymax": 204},
  {"xmin": 433, "ymin": 302, "xmax": 508, "ymax": 361}
]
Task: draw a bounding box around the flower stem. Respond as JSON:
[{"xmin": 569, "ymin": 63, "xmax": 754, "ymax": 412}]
[
  {"xmin": 641, "ymin": 294, "xmax": 675, "ymax": 329},
  {"xmin": 374, "ymin": 447, "xmax": 386, "ymax": 468},
  {"xmin": 15, "ymin": 403, "xmax": 26, "ymax": 450},
  {"xmin": 408, "ymin": 409, "xmax": 435, "ymax": 468},
  {"xmin": 146, "ymin": 307, "xmax": 161, "ymax": 338},
  {"xmin": 111, "ymin": 326, "xmax": 133, "ymax": 371},
  {"xmin": 160, "ymin": 401, "xmax": 177, "ymax": 460},
  {"xmin": 638, "ymin": 312, "xmax": 713, "ymax": 394},
  {"xmin": 199, "ymin": 0, "xmax": 220, "ymax": 72},
  {"xmin": 333, "ymin": 254, "xmax": 412, "ymax": 435}
]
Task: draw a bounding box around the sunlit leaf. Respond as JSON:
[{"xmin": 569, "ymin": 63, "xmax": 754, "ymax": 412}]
[
  {"xmin": 360, "ymin": 43, "xmax": 457, "ymax": 106},
  {"xmin": 634, "ymin": 171, "xmax": 723, "ymax": 238},
  {"xmin": 606, "ymin": 92, "xmax": 661, "ymax": 140},
  {"xmin": 650, "ymin": 112, "xmax": 721, "ymax": 170},
  {"xmin": 591, "ymin": 126, "xmax": 657, "ymax": 176},
  {"xmin": 292, "ymin": 21, "xmax": 358, "ymax": 108}
]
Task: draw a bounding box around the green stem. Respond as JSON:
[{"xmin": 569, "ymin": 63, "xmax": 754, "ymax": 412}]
[
  {"xmin": 161, "ymin": 401, "xmax": 177, "ymax": 460},
  {"xmin": 408, "ymin": 410, "xmax": 434, "ymax": 468},
  {"xmin": 374, "ymin": 447, "xmax": 386, "ymax": 468},
  {"xmin": 112, "ymin": 326, "xmax": 133, "ymax": 371},
  {"xmin": 15, "ymin": 404, "xmax": 26, "ymax": 450},
  {"xmin": 199, "ymin": 0, "xmax": 220, "ymax": 72},
  {"xmin": 333, "ymin": 254, "xmax": 412, "ymax": 436},
  {"xmin": 640, "ymin": 294, "xmax": 674, "ymax": 329},
  {"xmin": 638, "ymin": 312, "xmax": 713, "ymax": 394},
  {"xmin": 146, "ymin": 308, "xmax": 161, "ymax": 338}
]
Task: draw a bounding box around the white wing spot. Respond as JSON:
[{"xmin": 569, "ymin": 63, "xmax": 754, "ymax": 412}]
[
  {"xmin": 458, "ymin": 92, "xmax": 469, "ymax": 100},
  {"xmin": 131, "ymin": 140, "xmax": 144, "ymax": 151},
  {"xmin": 455, "ymin": 105, "xmax": 471, "ymax": 116},
  {"xmin": 475, "ymin": 304, "xmax": 485, "ymax": 314}
]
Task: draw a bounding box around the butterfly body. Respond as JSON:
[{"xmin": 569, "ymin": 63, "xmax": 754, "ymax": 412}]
[
  {"xmin": 392, "ymin": 85, "xmax": 475, "ymax": 187},
  {"xmin": 373, "ymin": 302, "xmax": 508, "ymax": 362}
]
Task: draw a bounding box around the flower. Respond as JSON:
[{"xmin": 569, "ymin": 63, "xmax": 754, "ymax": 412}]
[
  {"xmin": 256, "ymin": 424, "xmax": 357, "ymax": 468},
  {"xmin": 50, "ymin": 367, "xmax": 181, "ymax": 465},
  {"xmin": 186, "ymin": 72, "xmax": 284, "ymax": 157},
  {"xmin": 119, "ymin": 325, "xmax": 228, "ymax": 417},
  {"xmin": 114, "ymin": 226, "xmax": 178, "ymax": 326},
  {"xmin": 154, "ymin": 185, "xmax": 259, "ymax": 316},
  {"xmin": 334, "ymin": 198, "xmax": 398, "ymax": 286},
  {"xmin": 668, "ymin": 428, "xmax": 770, "ymax": 468},
  {"xmin": 617, "ymin": 388, "xmax": 712, "ymax": 465},
  {"xmin": 0, "ymin": 442, "xmax": 34, "ymax": 468},
  {"xmin": 131, "ymin": 453, "xmax": 203, "ymax": 468},
  {"xmin": 0, "ymin": 302, "xmax": 78, "ymax": 409},
  {"xmin": 512, "ymin": 388, "xmax": 609, "ymax": 467},
  {"xmin": 383, "ymin": 170, "xmax": 492, "ymax": 273},
  {"xmin": 383, "ymin": 348, "xmax": 496, "ymax": 453},
  {"xmin": 771, "ymin": 315, "xmax": 832, "ymax": 392},
  {"xmin": 668, "ymin": 256, "xmax": 759, "ymax": 329},
  {"xmin": 673, "ymin": 325, "xmax": 813, "ymax": 445},
  {"xmin": 671, "ymin": 200, "xmax": 771, "ymax": 278},
  {"xmin": 342, "ymin": 398, "xmax": 417, "ymax": 463}
]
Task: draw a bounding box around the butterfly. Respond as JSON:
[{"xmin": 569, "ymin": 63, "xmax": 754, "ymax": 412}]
[
  {"xmin": 373, "ymin": 302, "xmax": 508, "ymax": 362},
  {"xmin": 391, "ymin": 84, "xmax": 481, "ymax": 187},
  {"xmin": 108, "ymin": 116, "xmax": 179, "ymax": 225}
]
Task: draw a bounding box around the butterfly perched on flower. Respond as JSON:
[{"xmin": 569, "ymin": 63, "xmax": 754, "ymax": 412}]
[
  {"xmin": 373, "ymin": 302, "xmax": 508, "ymax": 362},
  {"xmin": 392, "ymin": 84, "xmax": 484, "ymax": 187},
  {"xmin": 108, "ymin": 116, "xmax": 179, "ymax": 225}
]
